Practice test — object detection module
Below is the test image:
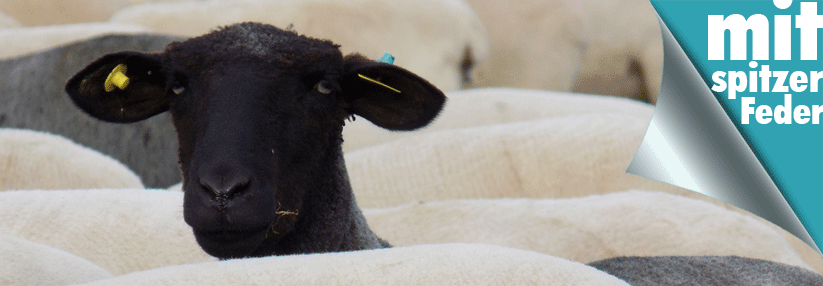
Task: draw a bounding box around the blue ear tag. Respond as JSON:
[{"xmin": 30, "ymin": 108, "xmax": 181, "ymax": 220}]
[
  {"xmin": 376, "ymin": 53, "xmax": 395, "ymax": 64},
  {"xmin": 356, "ymin": 52, "xmax": 401, "ymax": 93}
]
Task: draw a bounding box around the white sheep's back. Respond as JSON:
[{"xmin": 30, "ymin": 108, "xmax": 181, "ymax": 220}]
[
  {"xmin": 345, "ymin": 113, "xmax": 686, "ymax": 207},
  {"xmin": 0, "ymin": 189, "xmax": 214, "ymax": 275},
  {"xmin": 76, "ymin": 244, "xmax": 630, "ymax": 286},
  {"xmin": 0, "ymin": 128, "xmax": 144, "ymax": 190},
  {"xmin": 108, "ymin": 0, "xmax": 489, "ymax": 92},
  {"xmin": 363, "ymin": 190, "xmax": 813, "ymax": 271},
  {"xmin": 0, "ymin": 22, "xmax": 151, "ymax": 60},
  {"xmin": 342, "ymin": 88, "xmax": 656, "ymax": 152},
  {"xmin": 0, "ymin": 233, "xmax": 113, "ymax": 286}
]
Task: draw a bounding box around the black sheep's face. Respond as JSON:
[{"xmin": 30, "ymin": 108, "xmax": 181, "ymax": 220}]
[
  {"xmin": 165, "ymin": 44, "xmax": 347, "ymax": 258},
  {"xmin": 65, "ymin": 23, "xmax": 445, "ymax": 259}
]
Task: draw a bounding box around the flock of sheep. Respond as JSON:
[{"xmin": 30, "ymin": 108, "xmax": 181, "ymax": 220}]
[{"xmin": 1, "ymin": 0, "xmax": 822, "ymax": 285}]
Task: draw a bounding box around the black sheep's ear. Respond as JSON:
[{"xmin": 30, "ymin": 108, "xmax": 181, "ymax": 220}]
[
  {"xmin": 65, "ymin": 51, "xmax": 170, "ymax": 123},
  {"xmin": 341, "ymin": 54, "xmax": 446, "ymax": 131}
]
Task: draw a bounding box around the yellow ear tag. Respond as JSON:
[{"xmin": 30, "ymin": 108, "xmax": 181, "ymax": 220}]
[
  {"xmin": 104, "ymin": 64, "xmax": 130, "ymax": 92},
  {"xmin": 357, "ymin": 74, "xmax": 401, "ymax": 94}
]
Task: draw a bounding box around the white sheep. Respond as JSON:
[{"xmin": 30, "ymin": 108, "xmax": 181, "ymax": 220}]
[
  {"xmin": 0, "ymin": 188, "xmax": 814, "ymax": 278},
  {"xmin": 167, "ymin": 87, "xmax": 823, "ymax": 271},
  {"xmin": 0, "ymin": 0, "xmax": 198, "ymax": 26},
  {"xmin": 74, "ymin": 244, "xmax": 631, "ymax": 286},
  {"xmin": 341, "ymin": 87, "xmax": 657, "ymax": 152},
  {"xmin": 572, "ymin": 0, "xmax": 663, "ymax": 103},
  {"xmin": 0, "ymin": 22, "xmax": 151, "ymax": 60},
  {"xmin": 345, "ymin": 113, "xmax": 689, "ymax": 208},
  {"xmin": 0, "ymin": 10, "xmax": 20, "ymax": 28},
  {"xmin": 0, "ymin": 189, "xmax": 214, "ymax": 275},
  {"xmin": 0, "ymin": 1, "xmax": 123, "ymax": 25},
  {"xmin": 462, "ymin": 0, "xmax": 663, "ymax": 103},
  {"xmin": 363, "ymin": 190, "xmax": 813, "ymax": 270},
  {"xmin": 461, "ymin": 0, "xmax": 587, "ymax": 92},
  {"xmin": 0, "ymin": 233, "xmax": 113, "ymax": 286},
  {"xmin": 107, "ymin": 0, "xmax": 489, "ymax": 92},
  {"xmin": 0, "ymin": 128, "xmax": 144, "ymax": 191}
]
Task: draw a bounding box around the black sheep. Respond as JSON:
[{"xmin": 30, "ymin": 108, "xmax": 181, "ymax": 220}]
[{"xmin": 65, "ymin": 22, "xmax": 445, "ymax": 259}]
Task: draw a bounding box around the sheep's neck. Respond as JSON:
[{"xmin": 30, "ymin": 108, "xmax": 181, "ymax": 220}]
[{"xmin": 255, "ymin": 142, "xmax": 386, "ymax": 256}]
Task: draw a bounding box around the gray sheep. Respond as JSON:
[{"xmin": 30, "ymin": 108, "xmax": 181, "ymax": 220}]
[
  {"xmin": 0, "ymin": 34, "xmax": 183, "ymax": 188},
  {"xmin": 589, "ymin": 255, "xmax": 823, "ymax": 285}
]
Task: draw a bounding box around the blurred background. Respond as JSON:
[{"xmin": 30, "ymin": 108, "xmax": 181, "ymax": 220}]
[
  {"xmin": 0, "ymin": 0, "xmax": 662, "ymax": 102},
  {"xmin": 0, "ymin": 0, "xmax": 663, "ymax": 188}
]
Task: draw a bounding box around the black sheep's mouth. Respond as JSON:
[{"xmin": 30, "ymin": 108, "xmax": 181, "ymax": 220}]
[
  {"xmin": 194, "ymin": 225, "xmax": 270, "ymax": 258},
  {"xmin": 201, "ymin": 227, "xmax": 266, "ymax": 243}
]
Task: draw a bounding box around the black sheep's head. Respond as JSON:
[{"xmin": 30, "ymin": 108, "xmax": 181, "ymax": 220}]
[{"xmin": 65, "ymin": 23, "xmax": 445, "ymax": 259}]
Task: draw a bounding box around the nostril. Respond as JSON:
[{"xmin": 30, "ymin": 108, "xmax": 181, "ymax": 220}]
[{"xmin": 199, "ymin": 177, "xmax": 250, "ymax": 199}]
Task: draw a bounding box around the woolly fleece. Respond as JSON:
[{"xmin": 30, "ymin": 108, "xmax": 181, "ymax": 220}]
[
  {"xmin": 363, "ymin": 190, "xmax": 812, "ymax": 270},
  {"xmin": 341, "ymin": 88, "xmax": 656, "ymax": 152},
  {"xmin": 0, "ymin": 189, "xmax": 214, "ymax": 275},
  {"xmin": 0, "ymin": 128, "xmax": 143, "ymax": 190},
  {"xmin": 76, "ymin": 244, "xmax": 630, "ymax": 286},
  {"xmin": 346, "ymin": 114, "xmax": 688, "ymax": 208},
  {"xmin": 0, "ymin": 233, "xmax": 113, "ymax": 286}
]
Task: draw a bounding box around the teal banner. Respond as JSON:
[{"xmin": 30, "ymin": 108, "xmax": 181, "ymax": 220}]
[{"xmin": 629, "ymin": 0, "xmax": 822, "ymax": 254}]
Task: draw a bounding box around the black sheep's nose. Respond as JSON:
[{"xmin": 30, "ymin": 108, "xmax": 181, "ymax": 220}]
[{"xmin": 199, "ymin": 173, "xmax": 250, "ymax": 199}]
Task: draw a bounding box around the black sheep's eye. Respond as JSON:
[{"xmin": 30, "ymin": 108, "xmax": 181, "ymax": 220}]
[{"xmin": 314, "ymin": 80, "xmax": 334, "ymax": 95}]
